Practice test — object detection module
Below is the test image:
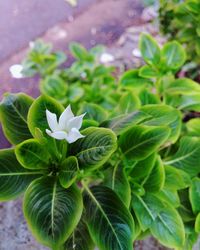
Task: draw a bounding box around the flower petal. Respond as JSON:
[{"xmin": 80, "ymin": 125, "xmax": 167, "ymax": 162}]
[
  {"xmin": 59, "ymin": 105, "xmax": 74, "ymax": 130},
  {"xmin": 46, "ymin": 110, "xmax": 59, "ymax": 132},
  {"xmin": 66, "ymin": 128, "xmax": 85, "ymax": 143},
  {"xmin": 46, "ymin": 129, "xmax": 67, "ymax": 140},
  {"xmin": 67, "ymin": 113, "xmax": 85, "ymax": 130}
]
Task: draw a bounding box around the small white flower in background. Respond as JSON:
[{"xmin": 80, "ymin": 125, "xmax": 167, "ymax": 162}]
[
  {"xmin": 9, "ymin": 64, "xmax": 24, "ymax": 79},
  {"xmin": 132, "ymin": 48, "xmax": 141, "ymax": 58},
  {"xmin": 100, "ymin": 53, "xmax": 114, "ymax": 64},
  {"xmin": 65, "ymin": 0, "xmax": 78, "ymax": 7},
  {"xmin": 29, "ymin": 41, "xmax": 35, "ymax": 49},
  {"xmin": 46, "ymin": 105, "xmax": 85, "ymax": 143}
]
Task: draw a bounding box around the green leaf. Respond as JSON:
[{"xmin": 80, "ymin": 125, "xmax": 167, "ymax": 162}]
[
  {"xmin": 143, "ymin": 156, "xmax": 165, "ymax": 192},
  {"xmin": 118, "ymin": 92, "xmax": 140, "ymax": 114},
  {"xmin": 139, "ymin": 33, "xmax": 161, "ymax": 65},
  {"xmin": 0, "ymin": 149, "xmax": 42, "ymax": 201},
  {"xmin": 129, "ymin": 153, "xmax": 156, "ymax": 184},
  {"xmin": 120, "ymin": 69, "xmax": 152, "ymax": 88},
  {"xmin": 166, "ymin": 78, "xmax": 200, "ymax": 95},
  {"xmin": 158, "ymin": 188, "xmax": 180, "ymax": 208},
  {"xmin": 64, "ymin": 219, "xmax": 94, "ymax": 250},
  {"xmin": 15, "ymin": 139, "xmax": 50, "ymax": 170},
  {"xmin": 23, "ymin": 177, "xmax": 83, "ymax": 248},
  {"xmin": 104, "ymin": 164, "xmax": 131, "ymax": 207},
  {"xmin": 119, "ymin": 125, "xmax": 170, "ymax": 161},
  {"xmin": 186, "ymin": 118, "xmax": 200, "ymax": 136},
  {"xmin": 59, "ymin": 156, "xmax": 79, "ymax": 188},
  {"xmin": 69, "ymin": 42, "xmax": 93, "ymax": 61},
  {"xmin": 140, "ymin": 104, "xmax": 182, "ymax": 143},
  {"xmin": 78, "ymin": 102, "xmax": 108, "ymax": 123},
  {"xmin": 132, "ymin": 193, "xmax": 185, "ymax": 248},
  {"xmin": 189, "ymin": 177, "xmax": 200, "ymax": 214},
  {"xmin": 139, "ymin": 65, "xmax": 160, "ymax": 78},
  {"xmin": 164, "ymin": 165, "xmax": 191, "ymax": 190},
  {"xmin": 100, "ymin": 111, "xmax": 151, "ymax": 135},
  {"xmin": 28, "ymin": 95, "xmax": 64, "ymax": 137},
  {"xmin": 70, "ymin": 127, "xmax": 117, "ymax": 170},
  {"xmin": 40, "ymin": 74, "xmax": 68, "ymax": 101},
  {"xmin": 162, "ymin": 41, "xmax": 186, "ymax": 70},
  {"xmin": 0, "ymin": 93, "xmax": 33, "ymax": 145},
  {"xmin": 164, "ymin": 136, "xmax": 200, "ymax": 177},
  {"xmin": 195, "ymin": 213, "xmax": 200, "ymax": 233},
  {"xmin": 84, "ymin": 185, "xmax": 135, "ymax": 250}
]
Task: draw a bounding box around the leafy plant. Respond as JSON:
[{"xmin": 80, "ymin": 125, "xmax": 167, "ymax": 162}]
[
  {"xmin": 0, "ymin": 33, "xmax": 200, "ymax": 249},
  {"xmin": 159, "ymin": 0, "xmax": 200, "ymax": 77}
]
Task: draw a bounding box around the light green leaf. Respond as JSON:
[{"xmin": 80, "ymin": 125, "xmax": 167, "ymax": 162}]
[
  {"xmin": 28, "ymin": 95, "xmax": 64, "ymax": 138},
  {"xmin": 64, "ymin": 219, "xmax": 94, "ymax": 250},
  {"xmin": 139, "ymin": 65, "xmax": 160, "ymax": 78},
  {"xmin": 59, "ymin": 156, "xmax": 79, "ymax": 188},
  {"xmin": 132, "ymin": 193, "xmax": 185, "ymax": 248},
  {"xmin": 129, "ymin": 153, "xmax": 156, "ymax": 184},
  {"xmin": 23, "ymin": 177, "xmax": 83, "ymax": 248},
  {"xmin": 0, "ymin": 149, "xmax": 42, "ymax": 201},
  {"xmin": 78, "ymin": 102, "xmax": 108, "ymax": 123},
  {"xmin": 164, "ymin": 136, "xmax": 200, "ymax": 177},
  {"xmin": 70, "ymin": 127, "xmax": 117, "ymax": 170},
  {"xmin": 143, "ymin": 156, "xmax": 165, "ymax": 192},
  {"xmin": 84, "ymin": 185, "xmax": 135, "ymax": 250},
  {"xmin": 140, "ymin": 104, "xmax": 182, "ymax": 143},
  {"xmin": 118, "ymin": 92, "xmax": 140, "ymax": 114},
  {"xmin": 69, "ymin": 42, "xmax": 93, "ymax": 61},
  {"xmin": 139, "ymin": 33, "xmax": 161, "ymax": 65},
  {"xmin": 166, "ymin": 78, "xmax": 200, "ymax": 95},
  {"xmin": 0, "ymin": 93, "xmax": 33, "ymax": 145},
  {"xmin": 195, "ymin": 213, "xmax": 200, "ymax": 233},
  {"xmin": 119, "ymin": 125, "xmax": 170, "ymax": 161},
  {"xmin": 104, "ymin": 164, "xmax": 131, "ymax": 207},
  {"xmin": 120, "ymin": 69, "xmax": 152, "ymax": 88},
  {"xmin": 15, "ymin": 139, "xmax": 50, "ymax": 170},
  {"xmin": 164, "ymin": 165, "xmax": 191, "ymax": 190},
  {"xmin": 100, "ymin": 111, "xmax": 151, "ymax": 135},
  {"xmin": 189, "ymin": 177, "xmax": 200, "ymax": 214},
  {"xmin": 186, "ymin": 118, "xmax": 200, "ymax": 136},
  {"xmin": 162, "ymin": 41, "xmax": 186, "ymax": 70}
]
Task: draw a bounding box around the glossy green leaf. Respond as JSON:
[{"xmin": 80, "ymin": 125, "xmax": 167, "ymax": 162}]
[
  {"xmin": 164, "ymin": 136, "xmax": 200, "ymax": 176},
  {"xmin": 132, "ymin": 193, "xmax": 185, "ymax": 248},
  {"xmin": 23, "ymin": 177, "xmax": 83, "ymax": 248},
  {"xmin": 139, "ymin": 65, "xmax": 160, "ymax": 78},
  {"xmin": 100, "ymin": 111, "xmax": 151, "ymax": 135},
  {"xmin": 69, "ymin": 42, "xmax": 93, "ymax": 61},
  {"xmin": 118, "ymin": 92, "xmax": 140, "ymax": 114},
  {"xmin": 119, "ymin": 125, "xmax": 170, "ymax": 161},
  {"xmin": 139, "ymin": 33, "xmax": 161, "ymax": 65},
  {"xmin": 78, "ymin": 102, "xmax": 108, "ymax": 123},
  {"xmin": 28, "ymin": 95, "xmax": 64, "ymax": 137},
  {"xmin": 15, "ymin": 139, "xmax": 50, "ymax": 170},
  {"xmin": 143, "ymin": 156, "xmax": 165, "ymax": 192},
  {"xmin": 0, "ymin": 149, "xmax": 42, "ymax": 201},
  {"xmin": 189, "ymin": 177, "xmax": 200, "ymax": 214},
  {"xmin": 166, "ymin": 78, "xmax": 200, "ymax": 95},
  {"xmin": 164, "ymin": 165, "xmax": 191, "ymax": 190},
  {"xmin": 84, "ymin": 185, "xmax": 135, "ymax": 250},
  {"xmin": 59, "ymin": 156, "xmax": 79, "ymax": 188},
  {"xmin": 195, "ymin": 213, "xmax": 200, "ymax": 233},
  {"xmin": 120, "ymin": 69, "xmax": 152, "ymax": 88},
  {"xmin": 158, "ymin": 188, "xmax": 180, "ymax": 208},
  {"xmin": 162, "ymin": 41, "xmax": 186, "ymax": 70},
  {"xmin": 64, "ymin": 219, "xmax": 94, "ymax": 250},
  {"xmin": 70, "ymin": 127, "xmax": 117, "ymax": 170},
  {"xmin": 186, "ymin": 118, "xmax": 200, "ymax": 136},
  {"xmin": 0, "ymin": 93, "xmax": 33, "ymax": 144},
  {"xmin": 104, "ymin": 164, "xmax": 131, "ymax": 207},
  {"xmin": 129, "ymin": 153, "xmax": 156, "ymax": 184},
  {"xmin": 140, "ymin": 104, "xmax": 182, "ymax": 143}
]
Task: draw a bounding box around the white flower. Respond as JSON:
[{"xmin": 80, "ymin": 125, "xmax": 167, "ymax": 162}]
[
  {"xmin": 100, "ymin": 53, "xmax": 114, "ymax": 63},
  {"xmin": 9, "ymin": 64, "xmax": 24, "ymax": 78},
  {"xmin": 46, "ymin": 105, "xmax": 85, "ymax": 143}
]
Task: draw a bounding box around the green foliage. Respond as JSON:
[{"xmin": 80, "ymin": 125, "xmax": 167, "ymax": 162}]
[
  {"xmin": 159, "ymin": 0, "xmax": 200, "ymax": 69},
  {"xmin": 0, "ymin": 33, "xmax": 200, "ymax": 249}
]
